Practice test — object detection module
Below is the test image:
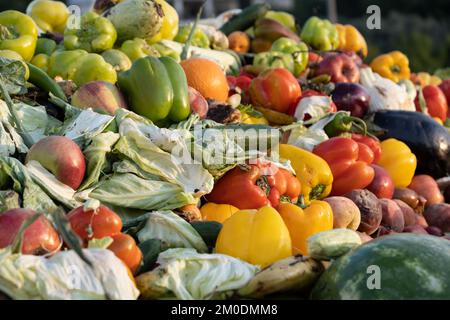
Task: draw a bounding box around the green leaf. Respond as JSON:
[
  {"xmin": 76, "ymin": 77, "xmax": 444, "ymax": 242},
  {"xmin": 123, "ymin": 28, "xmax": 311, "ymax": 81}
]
[
  {"xmin": 136, "ymin": 210, "xmax": 208, "ymax": 253},
  {"xmin": 53, "ymin": 207, "xmax": 93, "ymax": 267},
  {"xmin": 0, "ymin": 190, "xmax": 20, "ymax": 212},
  {"xmin": 0, "ymin": 58, "xmax": 27, "ymax": 96},
  {"xmin": 79, "ymin": 131, "xmax": 120, "ymax": 190},
  {"xmin": 88, "ymin": 237, "xmax": 114, "ymax": 249},
  {"xmin": 0, "ymin": 78, "xmax": 34, "ymax": 148},
  {"xmin": 181, "ymin": 2, "xmax": 205, "ymax": 60}
]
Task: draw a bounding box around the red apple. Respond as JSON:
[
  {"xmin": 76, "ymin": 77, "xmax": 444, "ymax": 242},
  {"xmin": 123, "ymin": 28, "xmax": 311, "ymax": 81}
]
[
  {"xmin": 26, "ymin": 136, "xmax": 86, "ymax": 190},
  {"xmin": 315, "ymin": 53, "xmax": 360, "ymax": 83},
  {"xmin": 188, "ymin": 86, "xmax": 208, "ymax": 119},
  {"xmin": 366, "ymin": 164, "xmax": 395, "ymax": 199},
  {"xmin": 71, "ymin": 81, "xmax": 127, "ymax": 115},
  {"xmin": 438, "ymin": 79, "xmax": 450, "ymax": 118},
  {"xmin": 0, "ymin": 208, "xmax": 61, "ymax": 254}
]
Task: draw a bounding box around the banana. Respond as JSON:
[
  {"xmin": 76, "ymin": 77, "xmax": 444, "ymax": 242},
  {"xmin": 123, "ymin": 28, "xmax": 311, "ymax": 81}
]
[
  {"xmin": 254, "ymin": 18, "xmax": 301, "ymax": 43},
  {"xmin": 238, "ymin": 255, "xmax": 324, "ymax": 298}
]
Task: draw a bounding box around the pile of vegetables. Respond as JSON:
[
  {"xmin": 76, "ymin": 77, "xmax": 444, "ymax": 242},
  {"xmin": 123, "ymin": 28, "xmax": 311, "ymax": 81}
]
[{"xmin": 0, "ymin": 0, "xmax": 449, "ymax": 300}]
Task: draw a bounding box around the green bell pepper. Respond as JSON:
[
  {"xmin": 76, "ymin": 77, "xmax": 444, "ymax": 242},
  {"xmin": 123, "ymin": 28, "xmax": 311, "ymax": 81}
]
[
  {"xmin": 48, "ymin": 49, "xmax": 117, "ymax": 85},
  {"xmin": 300, "ymin": 16, "xmax": 338, "ymax": 51},
  {"xmin": 72, "ymin": 53, "xmax": 117, "ymax": 86},
  {"xmin": 48, "ymin": 49, "xmax": 88, "ymax": 79},
  {"xmin": 174, "ymin": 23, "xmax": 210, "ymax": 48},
  {"xmin": 64, "ymin": 12, "xmax": 117, "ymax": 53},
  {"xmin": 0, "ymin": 10, "xmax": 38, "ymax": 61},
  {"xmin": 34, "ymin": 38, "xmax": 57, "ymax": 56},
  {"xmin": 120, "ymin": 37, "xmax": 159, "ymax": 61},
  {"xmin": 253, "ymin": 51, "xmax": 295, "ymax": 75},
  {"xmin": 101, "ymin": 49, "xmax": 132, "ymax": 72},
  {"xmin": 118, "ymin": 56, "xmax": 190, "ymax": 123},
  {"xmin": 271, "ymin": 37, "xmax": 308, "ymax": 77},
  {"xmin": 153, "ymin": 42, "xmax": 180, "ymax": 62}
]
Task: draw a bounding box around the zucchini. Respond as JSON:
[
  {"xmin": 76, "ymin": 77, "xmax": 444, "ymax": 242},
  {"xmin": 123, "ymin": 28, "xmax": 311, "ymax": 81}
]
[
  {"xmin": 136, "ymin": 238, "xmax": 162, "ymax": 275},
  {"xmin": 26, "ymin": 62, "xmax": 67, "ymax": 101},
  {"xmin": 190, "ymin": 220, "xmax": 222, "ymax": 249},
  {"xmin": 220, "ymin": 3, "xmax": 271, "ymax": 35}
]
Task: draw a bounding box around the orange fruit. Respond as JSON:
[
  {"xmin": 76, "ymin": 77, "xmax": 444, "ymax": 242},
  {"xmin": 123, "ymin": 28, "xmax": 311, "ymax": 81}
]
[
  {"xmin": 180, "ymin": 57, "xmax": 229, "ymax": 102},
  {"xmin": 228, "ymin": 31, "xmax": 250, "ymax": 54}
]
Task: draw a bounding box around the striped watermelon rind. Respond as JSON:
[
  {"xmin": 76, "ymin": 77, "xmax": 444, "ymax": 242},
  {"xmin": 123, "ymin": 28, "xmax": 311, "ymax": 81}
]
[{"xmin": 311, "ymin": 233, "xmax": 450, "ymax": 300}]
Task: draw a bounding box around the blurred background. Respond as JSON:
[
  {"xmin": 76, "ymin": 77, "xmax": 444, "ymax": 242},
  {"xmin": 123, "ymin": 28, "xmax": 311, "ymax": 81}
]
[{"xmin": 1, "ymin": 0, "xmax": 449, "ymax": 72}]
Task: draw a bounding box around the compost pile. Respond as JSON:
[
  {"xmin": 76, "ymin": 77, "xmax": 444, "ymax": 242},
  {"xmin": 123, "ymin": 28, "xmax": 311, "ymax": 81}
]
[{"xmin": 0, "ymin": 0, "xmax": 449, "ymax": 300}]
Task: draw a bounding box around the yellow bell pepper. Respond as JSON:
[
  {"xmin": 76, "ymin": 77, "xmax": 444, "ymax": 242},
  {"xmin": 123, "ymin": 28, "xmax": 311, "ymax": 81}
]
[
  {"xmin": 200, "ymin": 202, "xmax": 239, "ymax": 223},
  {"xmin": 146, "ymin": 0, "xmax": 179, "ymax": 44},
  {"xmin": 336, "ymin": 24, "xmax": 368, "ymax": 58},
  {"xmin": 0, "ymin": 49, "xmax": 29, "ymax": 80},
  {"xmin": 370, "ymin": 51, "xmax": 410, "ymax": 83},
  {"xmin": 279, "ymin": 144, "xmax": 333, "ymax": 205},
  {"xmin": 278, "ymin": 201, "xmax": 333, "ymax": 255},
  {"xmin": 26, "ymin": 0, "xmax": 69, "ymax": 34},
  {"xmin": 0, "ymin": 10, "xmax": 38, "ymax": 61},
  {"xmin": 377, "ymin": 138, "xmax": 417, "ymax": 187},
  {"xmin": 215, "ymin": 206, "xmax": 292, "ymax": 268}
]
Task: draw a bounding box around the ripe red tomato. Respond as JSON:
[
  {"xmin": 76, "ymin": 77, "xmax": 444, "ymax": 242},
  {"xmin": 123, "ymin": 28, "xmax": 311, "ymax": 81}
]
[
  {"xmin": 67, "ymin": 205, "xmax": 122, "ymax": 242},
  {"xmin": 108, "ymin": 233, "xmax": 142, "ymax": 275},
  {"xmin": 249, "ymin": 68, "xmax": 301, "ymax": 113}
]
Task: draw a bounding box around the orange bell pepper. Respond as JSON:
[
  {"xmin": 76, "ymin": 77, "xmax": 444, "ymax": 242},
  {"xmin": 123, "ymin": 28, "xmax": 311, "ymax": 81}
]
[
  {"xmin": 200, "ymin": 202, "xmax": 239, "ymax": 223},
  {"xmin": 278, "ymin": 201, "xmax": 333, "ymax": 255}
]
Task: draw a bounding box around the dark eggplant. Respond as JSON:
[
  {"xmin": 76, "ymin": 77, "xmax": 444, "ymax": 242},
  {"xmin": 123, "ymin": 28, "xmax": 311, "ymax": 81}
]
[{"xmin": 369, "ymin": 110, "xmax": 450, "ymax": 178}]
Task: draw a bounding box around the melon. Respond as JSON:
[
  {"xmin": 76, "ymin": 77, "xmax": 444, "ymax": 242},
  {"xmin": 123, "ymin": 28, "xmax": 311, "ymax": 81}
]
[{"xmin": 311, "ymin": 233, "xmax": 450, "ymax": 299}]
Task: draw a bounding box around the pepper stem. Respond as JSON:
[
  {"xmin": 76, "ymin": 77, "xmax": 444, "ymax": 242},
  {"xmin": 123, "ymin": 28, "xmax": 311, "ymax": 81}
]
[{"xmin": 0, "ymin": 25, "xmax": 13, "ymax": 40}]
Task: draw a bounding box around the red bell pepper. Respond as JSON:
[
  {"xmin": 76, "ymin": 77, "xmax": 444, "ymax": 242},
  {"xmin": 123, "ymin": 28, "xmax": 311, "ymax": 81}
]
[
  {"xmin": 351, "ymin": 133, "xmax": 381, "ymax": 163},
  {"xmin": 249, "ymin": 68, "xmax": 302, "ymax": 114},
  {"xmin": 438, "ymin": 79, "xmax": 450, "ymax": 118},
  {"xmin": 313, "ymin": 137, "xmax": 375, "ymax": 196},
  {"xmin": 206, "ymin": 162, "xmax": 301, "ymax": 209},
  {"xmin": 414, "ymin": 85, "xmax": 449, "ymax": 122}
]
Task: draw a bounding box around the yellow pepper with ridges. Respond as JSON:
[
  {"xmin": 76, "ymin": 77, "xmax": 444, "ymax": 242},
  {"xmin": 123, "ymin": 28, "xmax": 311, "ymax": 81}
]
[
  {"xmin": 336, "ymin": 24, "xmax": 368, "ymax": 58},
  {"xmin": 370, "ymin": 50, "xmax": 410, "ymax": 83},
  {"xmin": 278, "ymin": 201, "xmax": 333, "ymax": 255},
  {"xmin": 279, "ymin": 144, "xmax": 333, "ymax": 205},
  {"xmin": 215, "ymin": 206, "xmax": 292, "ymax": 268},
  {"xmin": 0, "ymin": 10, "xmax": 38, "ymax": 61},
  {"xmin": 146, "ymin": 0, "xmax": 179, "ymax": 44},
  {"xmin": 377, "ymin": 138, "xmax": 417, "ymax": 187},
  {"xmin": 26, "ymin": 0, "xmax": 69, "ymax": 33}
]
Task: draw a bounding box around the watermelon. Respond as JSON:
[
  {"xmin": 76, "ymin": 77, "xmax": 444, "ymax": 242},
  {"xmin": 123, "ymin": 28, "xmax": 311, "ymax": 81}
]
[{"xmin": 311, "ymin": 233, "xmax": 450, "ymax": 299}]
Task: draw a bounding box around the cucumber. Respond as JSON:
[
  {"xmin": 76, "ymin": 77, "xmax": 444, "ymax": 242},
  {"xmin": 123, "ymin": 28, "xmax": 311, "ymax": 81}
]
[
  {"xmin": 136, "ymin": 238, "xmax": 162, "ymax": 275},
  {"xmin": 220, "ymin": 3, "xmax": 270, "ymax": 35},
  {"xmin": 190, "ymin": 221, "xmax": 222, "ymax": 249},
  {"xmin": 307, "ymin": 229, "xmax": 362, "ymax": 261},
  {"xmin": 26, "ymin": 62, "xmax": 67, "ymax": 101}
]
